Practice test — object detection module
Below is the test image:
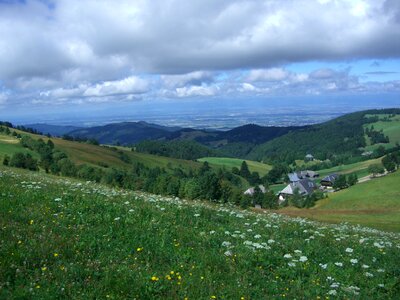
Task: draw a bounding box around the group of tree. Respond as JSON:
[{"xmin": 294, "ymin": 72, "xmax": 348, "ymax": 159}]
[
  {"xmin": 288, "ymin": 189, "xmax": 325, "ymax": 208},
  {"xmin": 365, "ymin": 126, "xmax": 390, "ymax": 145},
  {"xmin": 382, "ymin": 150, "xmax": 400, "ymax": 173},
  {"xmin": 135, "ymin": 140, "xmax": 218, "ymax": 160},
  {"xmin": 332, "ymin": 173, "xmax": 358, "ymax": 190},
  {"xmin": 3, "ymin": 153, "xmax": 38, "ymax": 171}
]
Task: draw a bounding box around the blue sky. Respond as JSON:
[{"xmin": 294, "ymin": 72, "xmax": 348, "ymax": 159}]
[{"xmin": 0, "ymin": 0, "xmax": 399, "ymax": 123}]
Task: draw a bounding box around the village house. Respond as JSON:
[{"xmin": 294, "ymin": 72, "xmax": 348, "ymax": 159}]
[
  {"xmin": 305, "ymin": 154, "xmax": 314, "ymax": 161},
  {"xmin": 243, "ymin": 185, "xmax": 266, "ymax": 196},
  {"xmin": 288, "ymin": 170, "xmax": 319, "ymax": 183},
  {"xmin": 320, "ymin": 174, "xmax": 338, "ymax": 187},
  {"xmin": 278, "ymin": 178, "xmax": 318, "ymax": 202}
]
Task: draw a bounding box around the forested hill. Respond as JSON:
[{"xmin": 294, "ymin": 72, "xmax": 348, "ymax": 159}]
[
  {"xmin": 68, "ymin": 121, "xmax": 180, "ymax": 144},
  {"xmin": 247, "ymin": 108, "xmax": 400, "ymax": 164},
  {"xmin": 67, "ymin": 121, "xmax": 303, "ymax": 147}
]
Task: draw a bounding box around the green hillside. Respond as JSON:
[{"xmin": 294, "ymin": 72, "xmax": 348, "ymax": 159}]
[
  {"xmin": 248, "ymin": 108, "xmax": 400, "ymax": 164},
  {"xmin": 282, "ymin": 170, "xmax": 400, "ymax": 232},
  {"xmin": 198, "ymin": 157, "xmax": 272, "ymax": 175},
  {"xmin": 0, "ymin": 128, "xmax": 202, "ymax": 172},
  {"xmin": 363, "ymin": 113, "xmax": 400, "ymax": 151},
  {"xmin": 1, "ymin": 166, "xmax": 399, "ymax": 299}
]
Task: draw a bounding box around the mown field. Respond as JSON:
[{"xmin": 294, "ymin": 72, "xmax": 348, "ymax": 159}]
[
  {"xmin": 198, "ymin": 157, "xmax": 272, "ymax": 175},
  {"xmin": 281, "ymin": 170, "xmax": 400, "ymax": 232},
  {"xmin": 1, "ymin": 166, "xmax": 399, "ymax": 299}
]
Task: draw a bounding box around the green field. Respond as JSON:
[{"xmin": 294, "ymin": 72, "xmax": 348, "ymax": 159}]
[
  {"xmin": 363, "ymin": 114, "xmax": 400, "ymax": 151},
  {"xmin": 198, "ymin": 157, "xmax": 272, "ymax": 175},
  {"xmin": 317, "ymin": 157, "xmax": 383, "ymax": 179},
  {"xmin": 0, "ymin": 134, "xmax": 38, "ymax": 160},
  {"xmin": 1, "ymin": 166, "xmax": 399, "ymax": 299},
  {"xmin": 281, "ymin": 170, "xmax": 400, "ymax": 232}
]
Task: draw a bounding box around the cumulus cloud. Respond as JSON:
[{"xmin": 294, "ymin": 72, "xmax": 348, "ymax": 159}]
[
  {"xmin": 175, "ymin": 85, "xmax": 219, "ymax": 98},
  {"xmin": 0, "ymin": 0, "xmax": 399, "ymax": 106},
  {"xmin": 1, "ymin": 0, "xmax": 399, "ymax": 81},
  {"xmin": 161, "ymin": 71, "xmax": 214, "ymax": 88}
]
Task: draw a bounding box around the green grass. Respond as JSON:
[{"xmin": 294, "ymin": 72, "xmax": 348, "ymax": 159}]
[
  {"xmin": 282, "ymin": 170, "xmax": 400, "ymax": 232},
  {"xmin": 0, "ymin": 134, "xmax": 38, "ymax": 160},
  {"xmin": 0, "ymin": 129, "xmax": 202, "ymax": 173},
  {"xmin": 1, "ymin": 166, "xmax": 399, "ymax": 299},
  {"xmin": 363, "ymin": 114, "xmax": 400, "ymax": 151},
  {"xmin": 317, "ymin": 157, "xmax": 382, "ymax": 179},
  {"xmin": 198, "ymin": 157, "xmax": 272, "ymax": 175}
]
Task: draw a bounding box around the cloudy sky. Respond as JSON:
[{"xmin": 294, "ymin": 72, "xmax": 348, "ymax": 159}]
[{"xmin": 0, "ymin": 0, "xmax": 399, "ymax": 123}]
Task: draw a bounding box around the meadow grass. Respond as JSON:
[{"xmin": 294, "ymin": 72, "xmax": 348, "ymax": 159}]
[
  {"xmin": 198, "ymin": 157, "xmax": 272, "ymax": 176},
  {"xmin": 0, "ymin": 134, "xmax": 38, "ymax": 161},
  {"xmin": 1, "ymin": 166, "xmax": 399, "ymax": 299},
  {"xmin": 316, "ymin": 157, "xmax": 382, "ymax": 179}
]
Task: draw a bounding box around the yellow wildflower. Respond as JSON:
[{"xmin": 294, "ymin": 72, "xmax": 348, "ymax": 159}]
[{"xmin": 151, "ymin": 276, "xmax": 159, "ymax": 281}]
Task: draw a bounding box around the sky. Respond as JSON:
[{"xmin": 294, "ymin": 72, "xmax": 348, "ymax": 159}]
[{"xmin": 0, "ymin": 0, "xmax": 399, "ymax": 124}]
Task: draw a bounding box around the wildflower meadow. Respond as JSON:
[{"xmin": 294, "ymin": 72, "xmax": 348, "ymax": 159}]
[{"xmin": 0, "ymin": 167, "xmax": 399, "ymax": 299}]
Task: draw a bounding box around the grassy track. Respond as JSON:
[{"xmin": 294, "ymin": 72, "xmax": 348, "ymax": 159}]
[
  {"xmin": 198, "ymin": 157, "xmax": 272, "ymax": 175},
  {"xmin": 1, "ymin": 166, "xmax": 399, "ymax": 299}
]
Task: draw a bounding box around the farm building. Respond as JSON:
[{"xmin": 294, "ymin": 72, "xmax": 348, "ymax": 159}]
[
  {"xmin": 320, "ymin": 174, "xmax": 339, "ymax": 187},
  {"xmin": 278, "ymin": 178, "xmax": 318, "ymax": 201},
  {"xmin": 244, "ymin": 185, "xmax": 266, "ymax": 196},
  {"xmin": 305, "ymin": 154, "xmax": 314, "ymax": 161},
  {"xmin": 288, "ymin": 170, "xmax": 319, "ymax": 183}
]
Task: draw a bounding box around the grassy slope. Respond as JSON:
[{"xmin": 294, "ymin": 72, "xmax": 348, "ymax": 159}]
[
  {"xmin": 0, "ymin": 129, "xmax": 202, "ymax": 172},
  {"xmin": 363, "ymin": 114, "xmax": 400, "ymax": 151},
  {"xmin": 0, "ymin": 134, "xmax": 38, "ymax": 160},
  {"xmin": 198, "ymin": 157, "xmax": 272, "ymax": 175},
  {"xmin": 317, "ymin": 157, "xmax": 383, "ymax": 179},
  {"xmin": 281, "ymin": 170, "xmax": 400, "ymax": 232},
  {"xmin": 1, "ymin": 166, "xmax": 399, "ymax": 299}
]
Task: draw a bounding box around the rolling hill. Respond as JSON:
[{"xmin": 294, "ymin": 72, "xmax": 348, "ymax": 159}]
[{"xmin": 247, "ymin": 108, "xmax": 400, "ymax": 163}]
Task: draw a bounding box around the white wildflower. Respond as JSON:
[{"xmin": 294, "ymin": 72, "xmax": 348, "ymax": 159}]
[
  {"xmin": 319, "ymin": 263, "xmax": 327, "ymax": 269},
  {"xmin": 350, "ymin": 259, "xmax": 358, "ymax": 264},
  {"xmin": 224, "ymin": 250, "xmax": 232, "ymax": 257},
  {"xmin": 345, "ymin": 248, "xmax": 353, "ymax": 253},
  {"xmin": 283, "ymin": 254, "xmax": 292, "ymax": 259},
  {"xmin": 362, "ymin": 264, "xmax": 369, "ymax": 269},
  {"xmin": 299, "ymin": 256, "xmax": 308, "ymax": 262},
  {"xmin": 334, "ymin": 262, "xmax": 343, "ymax": 267},
  {"xmin": 328, "ymin": 290, "xmax": 337, "ymax": 296}
]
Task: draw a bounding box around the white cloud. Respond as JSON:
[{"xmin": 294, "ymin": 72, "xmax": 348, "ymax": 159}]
[
  {"xmin": 83, "ymin": 76, "xmax": 148, "ymax": 97},
  {"xmin": 176, "ymin": 85, "xmax": 218, "ymax": 97},
  {"xmin": 247, "ymin": 68, "xmax": 289, "ymax": 82},
  {"xmin": 0, "ymin": 93, "xmax": 8, "ymax": 104},
  {"xmin": 161, "ymin": 71, "xmax": 214, "ymax": 88}
]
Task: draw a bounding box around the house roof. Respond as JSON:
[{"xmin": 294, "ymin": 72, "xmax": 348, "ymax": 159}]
[
  {"xmin": 279, "ymin": 178, "xmax": 317, "ymax": 196},
  {"xmin": 321, "ymin": 173, "xmax": 338, "ymax": 183},
  {"xmin": 288, "ymin": 173, "xmax": 300, "ymax": 182},
  {"xmin": 244, "ymin": 185, "xmax": 266, "ymax": 195}
]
